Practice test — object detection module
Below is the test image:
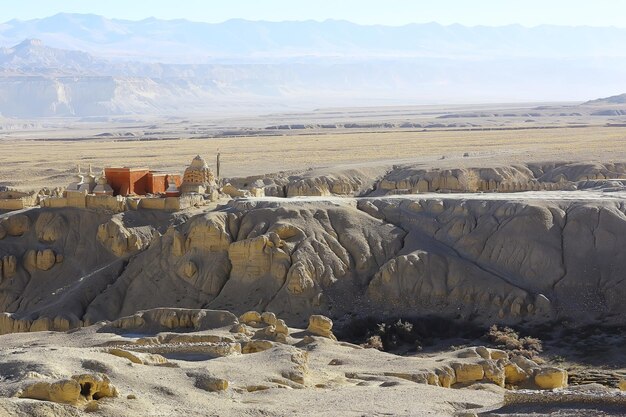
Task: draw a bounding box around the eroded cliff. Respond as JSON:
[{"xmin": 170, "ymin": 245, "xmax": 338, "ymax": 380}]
[{"xmin": 2, "ymin": 189, "xmax": 626, "ymax": 334}]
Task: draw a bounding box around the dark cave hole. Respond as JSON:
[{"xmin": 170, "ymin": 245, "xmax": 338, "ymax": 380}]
[{"xmin": 80, "ymin": 382, "xmax": 92, "ymax": 397}]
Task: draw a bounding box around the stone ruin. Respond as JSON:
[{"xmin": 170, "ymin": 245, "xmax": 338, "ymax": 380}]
[
  {"xmin": 36, "ymin": 156, "xmax": 222, "ymax": 213},
  {"xmin": 179, "ymin": 155, "xmax": 217, "ymax": 194}
]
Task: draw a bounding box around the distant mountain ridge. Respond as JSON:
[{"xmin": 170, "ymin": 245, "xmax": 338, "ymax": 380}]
[
  {"xmin": 1, "ymin": 37, "xmax": 626, "ymax": 117},
  {"xmin": 1, "ymin": 16, "xmax": 626, "ymax": 117},
  {"xmin": 0, "ymin": 38, "xmax": 104, "ymax": 75},
  {"xmin": 585, "ymin": 93, "xmax": 626, "ymax": 105},
  {"xmin": 0, "ymin": 38, "xmax": 210, "ymax": 77},
  {"xmin": 3, "ymin": 14, "xmax": 626, "ymax": 63}
]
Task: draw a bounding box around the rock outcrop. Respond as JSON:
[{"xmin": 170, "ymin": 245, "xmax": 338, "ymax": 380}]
[
  {"xmin": 446, "ymin": 347, "xmax": 566, "ymax": 390},
  {"xmin": 222, "ymin": 184, "xmax": 252, "ymax": 198},
  {"xmin": 371, "ymin": 162, "xmax": 626, "ymax": 195},
  {"xmin": 83, "ymin": 203, "xmax": 403, "ymax": 324},
  {"xmin": 451, "ymin": 362, "xmax": 485, "ymax": 384},
  {"xmin": 224, "ymin": 162, "xmax": 626, "ymax": 198},
  {"xmin": 96, "ymin": 218, "xmax": 150, "ymax": 257},
  {"xmin": 534, "ymin": 367, "xmax": 568, "ymax": 389},
  {"xmin": 0, "ymin": 209, "xmax": 133, "ymax": 331},
  {"xmin": 23, "ymin": 249, "xmax": 62, "ymax": 271},
  {"xmin": 0, "ymin": 255, "xmax": 17, "ymax": 281},
  {"xmin": 18, "ymin": 373, "xmax": 117, "ymax": 405},
  {"xmin": 306, "ymin": 315, "xmax": 336, "ymax": 340},
  {"xmin": 225, "ymin": 166, "xmax": 386, "ymax": 198},
  {"xmin": 1, "ymin": 214, "xmax": 30, "ymax": 237},
  {"xmin": 0, "ymin": 306, "xmax": 576, "ymax": 417},
  {"xmin": 106, "ymin": 308, "xmax": 238, "ymax": 333},
  {"xmin": 362, "ymin": 195, "xmax": 626, "ymax": 324},
  {"xmin": 35, "ymin": 212, "xmax": 66, "ymax": 243},
  {"xmin": 0, "ymin": 312, "xmax": 83, "ymax": 335},
  {"xmin": 107, "ymin": 348, "xmax": 169, "ymax": 366},
  {"xmin": 187, "ymin": 372, "xmax": 229, "ymax": 392}
]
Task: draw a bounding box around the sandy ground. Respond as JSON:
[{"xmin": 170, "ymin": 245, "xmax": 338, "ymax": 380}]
[
  {"xmin": 2, "ymin": 125, "xmax": 626, "ymax": 191},
  {"xmin": 1, "ymin": 320, "xmax": 625, "ymax": 417},
  {"xmin": 0, "ymin": 322, "xmax": 503, "ymax": 417}
]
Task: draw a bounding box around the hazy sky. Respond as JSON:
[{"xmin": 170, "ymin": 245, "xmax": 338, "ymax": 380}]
[{"xmin": 2, "ymin": 0, "xmax": 626, "ymax": 27}]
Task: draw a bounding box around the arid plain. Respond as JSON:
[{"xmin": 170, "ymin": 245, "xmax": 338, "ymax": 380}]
[{"xmin": 2, "ymin": 103, "xmax": 626, "ymax": 191}]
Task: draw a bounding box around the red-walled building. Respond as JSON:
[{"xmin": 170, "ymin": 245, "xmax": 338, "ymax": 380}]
[
  {"xmin": 104, "ymin": 168, "xmax": 181, "ymax": 196},
  {"xmin": 147, "ymin": 172, "xmax": 181, "ymax": 194},
  {"xmin": 146, "ymin": 172, "xmax": 167, "ymax": 194}
]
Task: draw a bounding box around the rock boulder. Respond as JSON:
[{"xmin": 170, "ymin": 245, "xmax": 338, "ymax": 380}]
[{"xmin": 306, "ymin": 315, "xmax": 336, "ymax": 340}]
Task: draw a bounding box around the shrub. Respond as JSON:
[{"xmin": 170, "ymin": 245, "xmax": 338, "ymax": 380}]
[
  {"xmin": 458, "ymin": 170, "xmax": 480, "ymax": 192},
  {"xmin": 338, "ymin": 316, "xmax": 483, "ymax": 353},
  {"xmin": 362, "ymin": 335, "xmax": 384, "ymax": 350},
  {"xmin": 485, "ymin": 325, "xmax": 543, "ymax": 358},
  {"xmin": 360, "ymin": 320, "xmax": 421, "ymax": 351}
]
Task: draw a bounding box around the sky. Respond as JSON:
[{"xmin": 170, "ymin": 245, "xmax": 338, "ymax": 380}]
[{"xmin": 1, "ymin": 0, "xmax": 626, "ymax": 27}]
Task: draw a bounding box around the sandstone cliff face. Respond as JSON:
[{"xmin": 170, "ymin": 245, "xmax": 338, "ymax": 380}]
[
  {"xmin": 2, "ymin": 192, "xmax": 626, "ymax": 334},
  {"xmin": 84, "ymin": 212, "xmax": 236, "ymax": 322},
  {"xmin": 225, "ymin": 166, "xmax": 388, "ymax": 198},
  {"xmin": 362, "ymin": 197, "xmax": 626, "ymax": 324},
  {"xmin": 225, "ymin": 162, "xmax": 626, "ymax": 199},
  {"xmin": 96, "ymin": 218, "xmax": 153, "ymax": 256},
  {"xmin": 0, "ymin": 208, "xmax": 177, "ymax": 333},
  {"xmin": 371, "ymin": 162, "xmax": 626, "ymax": 195},
  {"xmin": 84, "ymin": 204, "xmax": 404, "ymax": 324}
]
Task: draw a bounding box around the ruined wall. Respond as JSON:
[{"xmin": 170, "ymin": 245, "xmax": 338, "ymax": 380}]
[
  {"xmin": 85, "ymin": 195, "xmax": 126, "ymax": 212},
  {"xmin": 41, "ymin": 194, "xmax": 203, "ymax": 213},
  {"xmin": 0, "ymin": 193, "xmax": 37, "ymax": 212},
  {"xmin": 41, "ymin": 197, "xmax": 68, "ymax": 209},
  {"xmin": 0, "ymin": 199, "xmax": 26, "ymax": 211},
  {"xmin": 65, "ymin": 190, "xmax": 87, "ymax": 208}
]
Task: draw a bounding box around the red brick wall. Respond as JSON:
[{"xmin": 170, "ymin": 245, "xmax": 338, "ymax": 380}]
[
  {"xmin": 146, "ymin": 173, "xmax": 167, "ymax": 194},
  {"xmin": 130, "ymin": 170, "xmax": 149, "ymax": 195},
  {"xmin": 105, "ymin": 168, "xmax": 149, "ymax": 196}
]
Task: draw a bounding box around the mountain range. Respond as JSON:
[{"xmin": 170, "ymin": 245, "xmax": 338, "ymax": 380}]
[
  {"xmin": 3, "ymin": 14, "xmax": 626, "ymax": 62},
  {"xmin": 1, "ymin": 14, "xmax": 626, "ymax": 117}
]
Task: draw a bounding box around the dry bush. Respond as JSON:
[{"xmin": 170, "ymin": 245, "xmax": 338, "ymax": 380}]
[
  {"xmin": 458, "ymin": 170, "xmax": 480, "ymax": 192},
  {"xmin": 357, "ymin": 320, "xmax": 422, "ymax": 351},
  {"xmin": 340, "ymin": 316, "xmax": 483, "ymax": 353},
  {"xmin": 361, "ymin": 335, "xmax": 384, "ymax": 350},
  {"xmin": 485, "ymin": 325, "xmax": 543, "ymax": 358}
]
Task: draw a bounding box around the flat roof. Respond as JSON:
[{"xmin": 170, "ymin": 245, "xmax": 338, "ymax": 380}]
[
  {"xmin": 104, "ymin": 167, "xmax": 150, "ymax": 172},
  {"xmin": 147, "ymin": 171, "xmax": 175, "ymax": 176}
]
